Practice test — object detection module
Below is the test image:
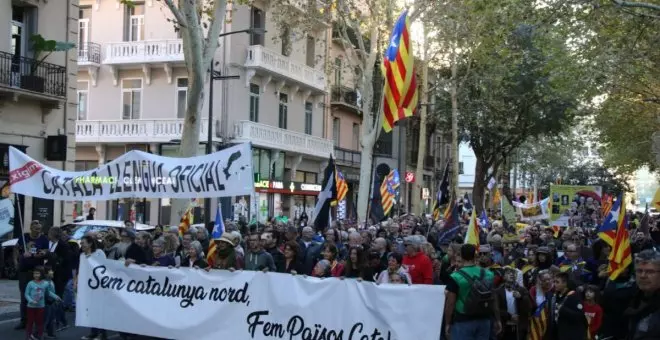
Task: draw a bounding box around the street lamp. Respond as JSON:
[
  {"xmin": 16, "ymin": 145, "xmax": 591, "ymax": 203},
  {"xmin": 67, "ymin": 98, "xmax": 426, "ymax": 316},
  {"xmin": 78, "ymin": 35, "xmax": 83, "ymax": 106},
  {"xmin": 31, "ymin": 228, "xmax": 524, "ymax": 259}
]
[{"xmin": 204, "ymin": 27, "xmax": 266, "ymax": 226}]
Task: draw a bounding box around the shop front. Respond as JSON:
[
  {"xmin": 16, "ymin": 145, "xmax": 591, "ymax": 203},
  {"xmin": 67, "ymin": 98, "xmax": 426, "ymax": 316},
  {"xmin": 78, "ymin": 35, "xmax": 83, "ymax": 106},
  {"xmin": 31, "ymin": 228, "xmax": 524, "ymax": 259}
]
[{"xmin": 254, "ymin": 180, "xmax": 321, "ymax": 222}]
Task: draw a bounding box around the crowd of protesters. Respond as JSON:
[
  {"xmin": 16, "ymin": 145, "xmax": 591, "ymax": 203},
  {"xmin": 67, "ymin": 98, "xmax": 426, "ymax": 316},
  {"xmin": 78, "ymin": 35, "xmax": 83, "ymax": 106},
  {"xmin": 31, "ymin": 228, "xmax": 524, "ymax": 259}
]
[{"xmin": 7, "ymin": 194, "xmax": 660, "ymax": 340}]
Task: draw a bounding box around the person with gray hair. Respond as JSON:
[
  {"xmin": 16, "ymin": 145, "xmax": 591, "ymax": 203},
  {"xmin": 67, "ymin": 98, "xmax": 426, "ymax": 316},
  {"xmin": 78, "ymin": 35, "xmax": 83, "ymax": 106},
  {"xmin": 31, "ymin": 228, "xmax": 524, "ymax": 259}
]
[
  {"xmin": 182, "ymin": 240, "xmax": 208, "ymax": 269},
  {"xmin": 625, "ymin": 249, "xmax": 660, "ymax": 339},
  {"xmin": 401, "ymin": 235, "xmax": 433, "ymax": 284}
]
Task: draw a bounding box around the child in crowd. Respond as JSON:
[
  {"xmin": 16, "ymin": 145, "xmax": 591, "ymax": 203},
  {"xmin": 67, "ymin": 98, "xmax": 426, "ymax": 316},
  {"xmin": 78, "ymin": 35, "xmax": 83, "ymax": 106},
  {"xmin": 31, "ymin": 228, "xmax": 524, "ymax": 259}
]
[
  {"xmin": 44, "ymin": 266, "xmax": 68, "ymax": 338},
  {"xmin": 25, "ymin": 266, "xmax": 61, "ymax": 340},
  {"xmin": 583, "ymin": 284, "xmax": 603, "ymax": 340}
]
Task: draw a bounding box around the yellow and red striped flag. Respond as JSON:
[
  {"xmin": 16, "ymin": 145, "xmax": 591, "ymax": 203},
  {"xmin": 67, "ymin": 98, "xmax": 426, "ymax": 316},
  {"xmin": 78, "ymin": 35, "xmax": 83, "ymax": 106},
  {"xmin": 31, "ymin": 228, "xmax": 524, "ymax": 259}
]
[
  {"xmin": 336, "ymin": 170, "xmax": 348, "ymax": 202},
  {"xmin": 464, "ymin": 209, "xmax": 479, "ymax": 247},
  {"xmin": 528, "ymin": 300, "xmax": 549, "ymax": 340},
  {"xmin": 380, "ymin": 170, "xmax": 398, "ymax": 216},
  {"xmin": 381, "ymin": 10, "xmax": 418, "ymax": 133},
  {"xmin": 608, "ymin": 199, "xmax": 632, "ymax": 280},
  {"xmin": 178, "ymin": 206, "xmax": 194, "ymax": 237}
]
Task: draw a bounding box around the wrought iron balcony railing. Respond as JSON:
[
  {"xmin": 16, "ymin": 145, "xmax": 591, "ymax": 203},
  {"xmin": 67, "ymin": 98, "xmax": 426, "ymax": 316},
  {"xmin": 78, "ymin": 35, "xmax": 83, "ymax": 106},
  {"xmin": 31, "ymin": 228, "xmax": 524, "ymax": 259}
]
[{"xmin": 0, "ymin": 51, "xmax": 66, "ymax": 97}]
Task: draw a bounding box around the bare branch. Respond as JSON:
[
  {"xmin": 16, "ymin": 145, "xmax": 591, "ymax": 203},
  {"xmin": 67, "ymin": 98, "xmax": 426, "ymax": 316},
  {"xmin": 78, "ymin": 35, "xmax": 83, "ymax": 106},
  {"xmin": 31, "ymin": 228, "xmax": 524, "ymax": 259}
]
[
  {"xmin": 161, "ymin": 0, "xmax": 188, "ymax": 27},
  {"xmin": 611, "ymin": 0, "xmax": 660, "ymax": 11},
  {"xmin": 203, "ymin": 0, "xmax": 227, "ymax": 65}
]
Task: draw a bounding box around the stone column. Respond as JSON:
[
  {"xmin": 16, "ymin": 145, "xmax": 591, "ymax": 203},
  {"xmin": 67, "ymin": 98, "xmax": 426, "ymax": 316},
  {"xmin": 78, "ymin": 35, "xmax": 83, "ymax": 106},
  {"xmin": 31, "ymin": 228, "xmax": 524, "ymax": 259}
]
[
  {"xmin": 94, "ymin": 144, "xmax": 107, "ymax": 219},
  {"xmin": 289, "ymin": 155, "xmax": 303, "ymax": 219}
]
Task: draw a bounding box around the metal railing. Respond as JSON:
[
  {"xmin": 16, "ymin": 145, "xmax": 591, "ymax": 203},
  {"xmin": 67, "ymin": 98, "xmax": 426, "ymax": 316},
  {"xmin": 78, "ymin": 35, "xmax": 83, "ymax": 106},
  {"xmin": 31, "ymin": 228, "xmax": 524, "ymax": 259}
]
[
  {"xmin": 331, "ymin": 86, "xmax": 360, "ymax": 109},
  {"xmin": 78, "ymin": 42, "xmax": 101, "ymax": 64},
  {"xmin": 335, "ymin": 147, "xmax": 361, "ymax": 166},
  {"xmin": 0, "ymin": 51, "xmax": 66, "ymax": 97}
]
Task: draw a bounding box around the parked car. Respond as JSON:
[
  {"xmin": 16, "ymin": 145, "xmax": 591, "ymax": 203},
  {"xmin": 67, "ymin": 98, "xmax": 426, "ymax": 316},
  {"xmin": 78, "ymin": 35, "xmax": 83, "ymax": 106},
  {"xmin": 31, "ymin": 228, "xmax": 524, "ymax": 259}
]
[{"xmin": 70, "ymin": 220, "xmax": 155, "ymax": 242}]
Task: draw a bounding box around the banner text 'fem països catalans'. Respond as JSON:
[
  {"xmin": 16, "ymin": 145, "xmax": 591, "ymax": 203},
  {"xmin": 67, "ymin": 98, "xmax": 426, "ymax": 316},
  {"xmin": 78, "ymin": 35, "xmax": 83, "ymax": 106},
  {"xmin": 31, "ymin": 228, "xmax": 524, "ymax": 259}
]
[{"xmin": 8, "ymin": 143, "xmax": 253, "ymax": 200}]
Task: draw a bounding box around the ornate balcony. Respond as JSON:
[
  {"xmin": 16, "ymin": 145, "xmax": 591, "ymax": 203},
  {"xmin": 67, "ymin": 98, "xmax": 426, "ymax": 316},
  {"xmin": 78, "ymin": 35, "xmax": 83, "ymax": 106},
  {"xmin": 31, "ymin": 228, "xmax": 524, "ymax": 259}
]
[
  {"xmin": 244, "ymin": 45, "xmax": 327, "ymax": 96},
  {"xmin": 233, "ymin": 120, "xmax": 333, "ymax": 159},
  {"xmin": 75, "ymin": 119, "xmax": 211, "ymax": 144},
  {"xmin": 103, "ymin": 39, "xmax": 184, "ymax": 86},
  {"xmin": 0, "ymin": 50, "xmax": 66, "ymax": 110},
  {"xmin": 330, "ymin": 86, "xmax": 360, "ymax": 114},
  {"xmin": 78, "ymin": 42, "xmax": 101, "ymax": 86}
]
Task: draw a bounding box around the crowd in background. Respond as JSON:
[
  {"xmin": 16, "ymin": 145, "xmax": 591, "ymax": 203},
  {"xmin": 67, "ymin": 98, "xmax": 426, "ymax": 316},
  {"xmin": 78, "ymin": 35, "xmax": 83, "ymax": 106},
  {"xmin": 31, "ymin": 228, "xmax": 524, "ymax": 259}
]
[{"xmin": 8, "ymin": 193, "xmax": 660, "ymax": 340}]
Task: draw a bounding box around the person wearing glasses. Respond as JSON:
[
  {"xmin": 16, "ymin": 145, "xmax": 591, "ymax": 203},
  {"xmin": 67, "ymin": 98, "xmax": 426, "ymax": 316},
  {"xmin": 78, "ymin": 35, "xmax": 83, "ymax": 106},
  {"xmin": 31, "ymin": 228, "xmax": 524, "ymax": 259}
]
[{"xmin": 625, "ymin": 249, "xmax": 660, "ymax": 340}]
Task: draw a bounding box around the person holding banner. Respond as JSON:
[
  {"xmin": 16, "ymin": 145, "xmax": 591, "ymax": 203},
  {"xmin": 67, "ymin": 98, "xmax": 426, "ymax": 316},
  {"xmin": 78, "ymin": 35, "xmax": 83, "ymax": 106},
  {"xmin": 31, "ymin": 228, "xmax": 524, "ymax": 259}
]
[{"xmin": 79, "ymin": 235, "xmax": 108, "ymax": 340}]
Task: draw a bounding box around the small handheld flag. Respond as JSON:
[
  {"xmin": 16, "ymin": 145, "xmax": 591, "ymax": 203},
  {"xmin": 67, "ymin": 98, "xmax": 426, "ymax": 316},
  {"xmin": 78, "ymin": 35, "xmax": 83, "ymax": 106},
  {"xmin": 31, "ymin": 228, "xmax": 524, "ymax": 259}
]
[{"xmin": 206, "ymin": 204, "xmax": 225, "ymax": 266}]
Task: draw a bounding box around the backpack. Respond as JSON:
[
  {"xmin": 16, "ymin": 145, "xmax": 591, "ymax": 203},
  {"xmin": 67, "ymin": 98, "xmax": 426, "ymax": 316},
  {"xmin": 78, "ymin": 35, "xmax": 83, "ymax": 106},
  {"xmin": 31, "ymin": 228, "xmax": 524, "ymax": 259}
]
[{"xmin": 456, "ymin": 268, "xmax": 493, "ymax": 317}]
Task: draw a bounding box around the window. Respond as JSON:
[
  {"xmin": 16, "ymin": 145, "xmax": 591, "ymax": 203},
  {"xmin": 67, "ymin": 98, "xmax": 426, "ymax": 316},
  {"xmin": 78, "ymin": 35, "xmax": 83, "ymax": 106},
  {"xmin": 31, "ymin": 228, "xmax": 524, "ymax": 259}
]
[
  {"xmin": 250, "ymin": 7, "xmax": 265, "ymax": 46},
  {"xmin": 121, "ymin": 79, "xmax": 142, "ymax": 120},
  {"xmin": 249, "ymin": 84, "xmax": 260, "ymax": 122},
  {"xmin": 459, "ymin": 161, "xmax": 464, "ymax": 175},
  {"xmin": 278, "ymin": 93, "xmax": 288, "ymax": 129},
  {"xmin": 352, "ymin": 123, "xmax": 360, "ymax": 149},
  {"xmin": 78, "ymin": 7, "xmax": 91, "ymax": 47},
  {"xmin": 306, "ymin": 36, "xmax": 315, "ymax": 67},
  {"xmin": 334, "ymin": 58, "xmax": 342, "ymax": 86},
  {"xmin": 333, "ymin": 118, "xmax": 340, "ymax": 147},
  {"xmin": 176, "ymin": 78, "xmax": 188, "ymax": 118},
  {"xmin": 124, "ymin": 3, "xmax": 144, "ymax": 42},
  {"xmin": 304, "ymin": 102, "xmax": 313, "ymax": 135},
  {"xmin": 11, "ymin": 6, "xmax": 37, "ymax": 59},
  {"xmin": 77, "ymin": 81, "xmax": 89, "ymax": 120},
  {"xmin": 305, "ymin": 172, "xmax": 317, "ymax": 184}
]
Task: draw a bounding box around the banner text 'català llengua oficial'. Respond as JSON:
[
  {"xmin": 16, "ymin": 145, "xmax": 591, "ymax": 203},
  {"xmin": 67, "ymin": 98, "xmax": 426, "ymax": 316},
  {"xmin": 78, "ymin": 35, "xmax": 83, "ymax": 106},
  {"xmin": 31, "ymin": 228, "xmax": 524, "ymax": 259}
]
[{"xmin": 8, "ymin": 143, "xmax": 254, "ymax": 200}]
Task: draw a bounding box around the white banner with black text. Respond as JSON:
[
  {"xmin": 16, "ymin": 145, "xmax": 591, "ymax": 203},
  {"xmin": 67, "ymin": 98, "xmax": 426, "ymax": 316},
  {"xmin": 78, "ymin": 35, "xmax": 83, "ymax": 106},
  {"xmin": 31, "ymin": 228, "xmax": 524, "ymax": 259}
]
[
  {"xmin": 75, "ymin": 256, "xmax": 445, "ymax": 340},
  {"xmin": 9, "ymin": 143, "xmax": 253, "ymax": 200}
]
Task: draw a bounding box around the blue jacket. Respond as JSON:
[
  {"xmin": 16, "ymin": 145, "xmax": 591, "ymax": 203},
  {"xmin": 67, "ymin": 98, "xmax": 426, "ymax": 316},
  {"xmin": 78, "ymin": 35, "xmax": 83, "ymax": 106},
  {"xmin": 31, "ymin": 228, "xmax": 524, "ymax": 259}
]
[{"xmin": 25, "ymin": 279, "xmax": 59, "ymax": 308}]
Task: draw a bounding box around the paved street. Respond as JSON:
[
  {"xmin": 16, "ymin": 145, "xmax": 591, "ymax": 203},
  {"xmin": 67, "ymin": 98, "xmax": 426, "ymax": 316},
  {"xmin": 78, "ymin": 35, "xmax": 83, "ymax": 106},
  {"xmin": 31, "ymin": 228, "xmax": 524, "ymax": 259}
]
[{"xmin": 0, "ymin": 280, "xmax": 127, "ymax": 340}]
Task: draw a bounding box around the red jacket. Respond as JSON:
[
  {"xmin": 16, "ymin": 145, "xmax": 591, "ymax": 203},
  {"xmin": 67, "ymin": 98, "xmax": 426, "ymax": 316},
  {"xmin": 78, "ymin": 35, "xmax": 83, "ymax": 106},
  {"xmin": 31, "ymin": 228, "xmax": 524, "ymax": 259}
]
[
  {"xmin": 583, "ymin": 301, "xmax": 603, "ymax": 338},
  {"xmin": 402, "ymin": 252, "xmax": 433, "ymax": 284}
]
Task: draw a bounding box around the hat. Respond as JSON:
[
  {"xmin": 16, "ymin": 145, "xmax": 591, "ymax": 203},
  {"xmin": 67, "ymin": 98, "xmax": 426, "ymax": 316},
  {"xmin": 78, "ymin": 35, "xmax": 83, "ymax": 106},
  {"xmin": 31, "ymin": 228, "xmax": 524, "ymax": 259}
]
[
  {"xmin": 536, "ymin": 246, "xmax": 551, "ymax": 254},
  {"xmin": 478, "ymin": 244, "xmax": 492, "ymax": 253},
  {"xmin": 214, "ymin": 233, "xmax": 235, "ymax": 247}
]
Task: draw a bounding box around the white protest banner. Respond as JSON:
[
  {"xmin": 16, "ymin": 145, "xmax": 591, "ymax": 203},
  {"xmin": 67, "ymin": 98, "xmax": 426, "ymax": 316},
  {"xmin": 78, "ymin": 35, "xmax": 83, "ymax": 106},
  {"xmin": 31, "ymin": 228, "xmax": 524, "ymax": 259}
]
[
  {"xmin": 0, "ymin": 199, "xmax": 14, "ymax": 237},
  {"xmin": 9, "ymin": 143, "xmax": 253, "ymax": 200},
  {"xmin": 76, "ymin": 256, "xmax": 445, "ymax": 340},
  {"xmin": 512, "ymin": 197, "xmax": 550, "ymax": 221}
]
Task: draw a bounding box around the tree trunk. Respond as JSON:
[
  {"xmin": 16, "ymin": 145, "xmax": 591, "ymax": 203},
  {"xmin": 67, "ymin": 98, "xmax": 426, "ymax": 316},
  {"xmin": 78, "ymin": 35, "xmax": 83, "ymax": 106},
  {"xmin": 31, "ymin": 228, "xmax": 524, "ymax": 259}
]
[
  {"xmin": 450, "ymin": 45, "xmax": 459, "ymax": 196},
  {"xmin": 166, "ymin": 0, "xmax": 225, "ymax": 225},
  {"xmin": 472, "ymin": 155, "xmax": 488, "ymax": 214},
  {"xmin": 412, "ymin": 27, "xmax": 429, "ymax": 216}
]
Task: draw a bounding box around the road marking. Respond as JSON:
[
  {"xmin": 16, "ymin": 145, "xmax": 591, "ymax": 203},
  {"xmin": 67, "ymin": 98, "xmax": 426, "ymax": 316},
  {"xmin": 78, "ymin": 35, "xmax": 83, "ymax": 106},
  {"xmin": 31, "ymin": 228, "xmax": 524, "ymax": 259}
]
[{"xmin": 0, "ymin": 317, "xmax": 19, "ymax": 326}]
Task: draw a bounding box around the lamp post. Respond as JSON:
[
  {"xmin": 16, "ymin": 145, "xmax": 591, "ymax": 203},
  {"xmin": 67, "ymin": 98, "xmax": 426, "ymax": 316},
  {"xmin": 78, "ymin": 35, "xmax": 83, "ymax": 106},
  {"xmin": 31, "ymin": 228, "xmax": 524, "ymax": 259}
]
[{"xmin": 204, "ymin": 27, "xmax": 266, "ymax": 226}]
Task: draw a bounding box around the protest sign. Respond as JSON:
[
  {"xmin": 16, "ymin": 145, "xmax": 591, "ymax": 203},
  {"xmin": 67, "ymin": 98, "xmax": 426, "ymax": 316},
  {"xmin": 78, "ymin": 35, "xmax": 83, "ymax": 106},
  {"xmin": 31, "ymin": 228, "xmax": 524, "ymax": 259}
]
[
  {"xmin": 9, "ymin": 143, "xmax": 253, "ymax": 200},
  {"xmin": 76, "ymin": 256, "xmax": 445, "ymax": 340},
  {"xmin": 513, "ymin": 198, "xmax": 551, "ymax": 221},
  {"xmin": 0, "ymin": 198, "xmax": 13, "ymax": 237}
]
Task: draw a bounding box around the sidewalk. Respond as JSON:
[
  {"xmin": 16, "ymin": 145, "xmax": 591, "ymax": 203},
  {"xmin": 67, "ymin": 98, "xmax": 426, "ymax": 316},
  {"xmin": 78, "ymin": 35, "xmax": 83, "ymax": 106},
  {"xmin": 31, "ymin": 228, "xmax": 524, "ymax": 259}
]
[{"xmin": 0, "ymin": 279, "xmax": 19, "ymax": 321}]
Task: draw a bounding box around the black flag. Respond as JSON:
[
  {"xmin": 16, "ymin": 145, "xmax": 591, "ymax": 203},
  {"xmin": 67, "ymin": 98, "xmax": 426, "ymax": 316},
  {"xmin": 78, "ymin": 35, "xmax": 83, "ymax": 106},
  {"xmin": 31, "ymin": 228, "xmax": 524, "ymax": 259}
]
[{"xmin": 312, "ymin": 155, "xmax": 337, "ymax": 231}]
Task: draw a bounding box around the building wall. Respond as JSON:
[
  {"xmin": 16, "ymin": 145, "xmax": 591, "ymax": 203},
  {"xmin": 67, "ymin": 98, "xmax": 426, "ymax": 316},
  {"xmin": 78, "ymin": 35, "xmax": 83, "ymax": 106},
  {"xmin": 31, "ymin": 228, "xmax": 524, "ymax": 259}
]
[
  {"xmin": 459, "ymin": 142, "xmax": 476, "ymax": 190},
  {"xmin": 0, "ymin": 0, "xmax": 78, "ymax": 229}
]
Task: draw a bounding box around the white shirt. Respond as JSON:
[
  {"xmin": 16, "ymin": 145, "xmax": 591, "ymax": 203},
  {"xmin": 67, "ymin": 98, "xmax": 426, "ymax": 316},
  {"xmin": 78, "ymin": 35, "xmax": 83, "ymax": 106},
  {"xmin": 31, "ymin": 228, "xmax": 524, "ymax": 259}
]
[
  {"xmin": 48, "ymin": 241, "xmax": 58, "ymax": 253},
  {"xmin": 505, "ymin": 289, "xmax": 517, "ymax": 315}
]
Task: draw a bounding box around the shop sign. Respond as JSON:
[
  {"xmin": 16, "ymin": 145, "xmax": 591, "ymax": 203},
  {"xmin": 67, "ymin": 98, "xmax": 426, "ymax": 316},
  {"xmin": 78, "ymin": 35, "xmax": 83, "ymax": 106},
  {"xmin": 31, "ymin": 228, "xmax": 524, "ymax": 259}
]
[
  {"xmin": 254, "ymin": 180, "xmax": 321, "ymax": 193},
  {"xmin": 300, "ymin": 183, "xmax": 322, "ymax": 192}
]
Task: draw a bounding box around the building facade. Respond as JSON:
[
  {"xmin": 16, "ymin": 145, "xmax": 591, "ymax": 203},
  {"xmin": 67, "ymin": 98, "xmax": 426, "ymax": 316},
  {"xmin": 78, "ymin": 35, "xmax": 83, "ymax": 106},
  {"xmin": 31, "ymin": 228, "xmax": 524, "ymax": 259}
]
[
  {"xmin": 74, "ymin": 0, "xmax": 332, "ymax": 224},
  {"xmin": 0, "ymin": 0, "xmax": 78, "ymax": 232}
]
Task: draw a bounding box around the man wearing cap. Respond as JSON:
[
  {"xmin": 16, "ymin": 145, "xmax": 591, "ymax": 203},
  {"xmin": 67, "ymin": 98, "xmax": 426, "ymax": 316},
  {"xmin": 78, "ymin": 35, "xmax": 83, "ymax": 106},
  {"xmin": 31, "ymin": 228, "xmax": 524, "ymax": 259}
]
[
  {"xmin": 13, "ymin": 220, "xmax": 49, "ymax": 329},
  {"xmin": 495, "ymin": 266, "xmax": 531, "ymax": 340},
  {"xmin": 402, "ymin": 235, "xmax": 433, "ymax": 284},
  {"xmin": 478, "ymin": 244, "xmax": 504, "ymax": 288}
]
